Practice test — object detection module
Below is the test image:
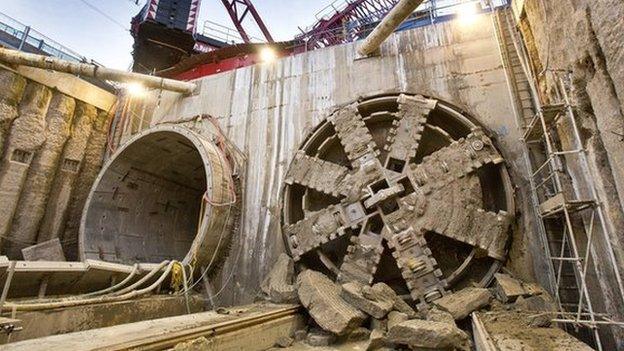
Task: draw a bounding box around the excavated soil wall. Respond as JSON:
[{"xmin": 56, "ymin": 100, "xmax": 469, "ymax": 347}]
[
  {"xmin": 0, "ymin": 66, "xmax": 116, "ymax": 260},
  {"xmin": 516, "ymin": 1, "xmax": 624, "ymax": 346}
]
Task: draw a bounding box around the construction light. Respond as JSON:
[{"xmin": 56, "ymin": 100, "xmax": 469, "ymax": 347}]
[
  {"xmin": 457, "ymin": 1, "xmax": 479, "ymax": 25},
  {"xmin": 259, "ymin": 47, "xmax": 277, "ymax": 63},
  {"xmin": 125, "ymin": 82, "xmax": 146, "ymax": 97}
]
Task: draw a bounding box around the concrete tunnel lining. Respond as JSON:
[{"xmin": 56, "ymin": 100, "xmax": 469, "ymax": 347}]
[{"xmin": 79, "ymin": 125, "xmax": 237, "ymax": 268}]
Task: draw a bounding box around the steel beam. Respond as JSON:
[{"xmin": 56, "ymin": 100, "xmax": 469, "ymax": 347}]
[{"xmin": 220, "ymin": 0, "xmax": 274, "ymax": 43}]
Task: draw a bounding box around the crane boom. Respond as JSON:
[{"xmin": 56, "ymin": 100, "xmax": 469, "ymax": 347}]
[
  {"xmin": 296, "ymin": 0, "xmax": 401, "ymax": 50},
  {"xmin": 220, "ymin": 0, "xmax": 274, "ymax": 43}
]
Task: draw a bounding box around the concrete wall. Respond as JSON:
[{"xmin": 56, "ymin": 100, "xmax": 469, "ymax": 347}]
[
  {"xmin": 113, "ymin": 12, "xmax": 545, "ymax": 306},
  {"xmin": 0, "ymin": 65, "xmax": 116, "ymax": 260}
]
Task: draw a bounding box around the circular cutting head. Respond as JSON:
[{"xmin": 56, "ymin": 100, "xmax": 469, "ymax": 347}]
[{"xmin": 281, "ymin": 93, "xmax": 514, "ymax": 308}]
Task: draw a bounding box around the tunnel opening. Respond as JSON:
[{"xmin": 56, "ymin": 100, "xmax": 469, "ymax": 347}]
[{"xmin": 81, "ymin": 130, "xmax": 206, "ymax": 264}]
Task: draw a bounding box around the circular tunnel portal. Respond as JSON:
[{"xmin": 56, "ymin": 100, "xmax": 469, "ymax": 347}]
[{"xmin": 80, "ymin": 125, "xmax": 238, "ymax": 269}]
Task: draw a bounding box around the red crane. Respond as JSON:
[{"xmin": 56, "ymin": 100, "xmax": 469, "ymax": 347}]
[
  {"xmin": 131, "ymin": 0, "xmax": 274, "ymax": 72},
  {"xmin": 133, "ymin": 0, "xmax": 409, "ymax": 76},
  {"xmin": 220, "ymin": 0, "xmax": 274, "ymax": 43}
]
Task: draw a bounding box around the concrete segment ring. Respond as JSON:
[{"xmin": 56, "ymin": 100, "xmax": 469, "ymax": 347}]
[{"xmin": 79, "ymin": 125, "xmax": 238, "ymax": 273}]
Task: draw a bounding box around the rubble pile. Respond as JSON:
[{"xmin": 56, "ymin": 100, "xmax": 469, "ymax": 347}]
[{"xmin": 260, "ymin": 254, "xmax": 570, "ymax": 350}]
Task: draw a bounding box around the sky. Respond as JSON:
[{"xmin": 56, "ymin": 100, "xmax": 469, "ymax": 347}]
[{"xmin": 0, "ymin": 0, "xmax": 325, "ymax": 70}]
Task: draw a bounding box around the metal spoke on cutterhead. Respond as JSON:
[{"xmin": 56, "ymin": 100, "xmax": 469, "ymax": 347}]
[
  {"xmin": 402, "ymin": 174, "xmax": 512, "ymax": 261},
  {"xmin": 376, "ymin": 186, "xmax": 449, "ymax": 309},
  {"xmin": 328, "ymin": 103, "xmax": 378, "ymax": 168},
  {"xmin": 405, "ymin": 129, "xmax": 505, "ymax": 195},
  {"xmin": 385, "ymin": 230, "xmax": 447, "ymax": 309},
  {"xmin": 419, "ymin": 191, "xmax": 511, "ymax": 261},
  {"xmin": 384, "ymin": 94, "xmax": 435, "ymax": 172},
  {"xmin": 337, "ymin": 213, "xmax": 385, "ymax": 285},
  {"xmin": 284, "ymin": 151, "xmax": 351, "ymax": 198},
  {"xmin": 284, "ymin": 204, "xmax": 348, "ymax": 261}
]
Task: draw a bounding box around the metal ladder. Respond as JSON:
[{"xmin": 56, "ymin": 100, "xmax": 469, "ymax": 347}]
[{"xmin": 495, "ymin": 7, "xmax": 624, "ymax": 350}]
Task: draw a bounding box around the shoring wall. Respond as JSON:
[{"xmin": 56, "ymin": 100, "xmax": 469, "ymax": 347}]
[{"xmin": 0, "ymin": 65, "xmax": 116, "ymax": 260}]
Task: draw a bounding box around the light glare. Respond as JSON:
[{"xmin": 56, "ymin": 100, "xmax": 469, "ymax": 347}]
[
  {"xmin": 125, "ymin": 82, "xmax": 146, "ymax": 96},
  {"xmin": 457, "ymin": 2, "xmax": 479, "ymax": 25},
  {"xmin": 259, "ymin": 47, "xmax": 277, "ymax": 63}
]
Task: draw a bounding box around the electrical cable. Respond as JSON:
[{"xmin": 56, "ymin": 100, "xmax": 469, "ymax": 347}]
[
  {"xmin": 178, "ymin": 116, "xmax": 240, "ymax": 293},
  {"xmin": 77, "ymin": 0, "xmax": 130, "ymax": 32},
  {"xmin": 13, "ymin": 263, "xmax": 142, "ymax": 305},
  {"xmin": 107, "ymin": 260, "xmax": 170, "ymax": 296},
  {"xmin": 1, "ymin": 261, "xmax": 175, "ymax": 312},
  {"xmin": 178, "ymin": 203, "xmax": 233, "ymax": 294}
]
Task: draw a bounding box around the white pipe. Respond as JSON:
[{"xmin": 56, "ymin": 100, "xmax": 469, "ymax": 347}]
[
  {"xmin": 358, "ymin": 0, "xmax": 425, "ymax": 56},
  {"xmin": 13, "ymin": 263, "xmax": 142, "ymax": 305},
  {"xmin": 0, "ymin": 48, "xmax": 197, "ymax": 94},
  {"xmin": 1, "ymin": 261, "xmax": 176, "ymax": 312}
]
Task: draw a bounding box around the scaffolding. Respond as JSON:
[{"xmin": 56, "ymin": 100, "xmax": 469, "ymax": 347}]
[{"xmin": 496, "ymin": 7, "xmax": 624, "ymax": 350}]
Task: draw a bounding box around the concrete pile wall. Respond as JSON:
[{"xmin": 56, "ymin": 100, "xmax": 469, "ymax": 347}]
[
  {"xmin": 515, "ymin": 0, "xmax": 624, "ymax": 345},
  {"xmin": 0, "ymin": 66, "xmax": 116, "ymax": 260},
  {"xmin": 113, "ymin": 13, "xmax": 546, "ymax": 307}
]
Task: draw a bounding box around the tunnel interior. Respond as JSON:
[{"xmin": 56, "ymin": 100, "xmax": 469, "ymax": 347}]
[{"xmin": 81, "ymin": 131, "xmax": 207, "ymax": 264}]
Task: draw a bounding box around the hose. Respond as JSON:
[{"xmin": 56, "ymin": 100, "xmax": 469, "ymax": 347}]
[
  {"xmin": 108, "ymin": 260, "xmax": 170, "ymax": 296},
  {"xmin": 7, "ymin": 262, "xmax": 142, "ymax": 305},
  {"xmin": 80, "ymin": 263, "xmax": 141, "ymax": 298},
  {"xmin": 1, "ymin": 261, "xmax": 175, "ymax": 312}
]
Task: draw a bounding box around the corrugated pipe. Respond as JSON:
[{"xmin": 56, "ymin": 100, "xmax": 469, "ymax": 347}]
[
  {"xmin": 0, "ymin": 48, "xmax": 197, "ymax": 94},
  {"xmin": 358, "ymin": 0, "xmax": 425, "ymax": 56}
]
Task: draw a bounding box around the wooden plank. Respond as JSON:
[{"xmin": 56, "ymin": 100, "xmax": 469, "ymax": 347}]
[
  {"xmin": 472, "ymin": 312, "xmax": 497, "ymax": 351},
  {"xmin": 539, "ymin": 193, "xmax": 565, "ymax": 216},
  {"xmin": 1, "ymin": 304, "xmax": 301, "ymax": 351}
]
